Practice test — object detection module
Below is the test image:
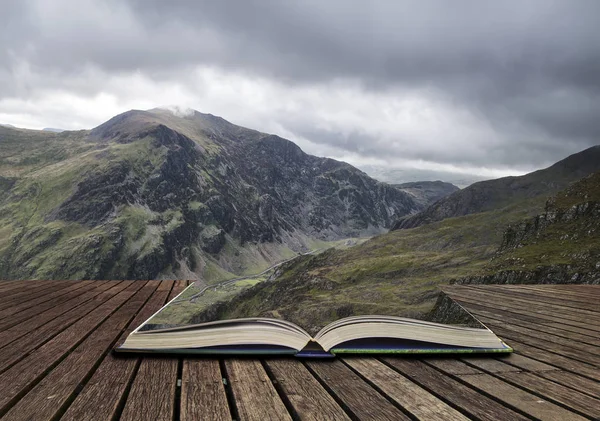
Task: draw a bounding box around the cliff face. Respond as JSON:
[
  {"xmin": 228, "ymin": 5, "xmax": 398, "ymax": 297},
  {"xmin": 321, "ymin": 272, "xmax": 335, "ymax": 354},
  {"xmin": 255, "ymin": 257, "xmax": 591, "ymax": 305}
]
[
  {"xmin": 392, "ymin": 146, "xmax": 600, "ymax": 230},
  {"xmin": 454, "ymin": 172, "xmax": 600, "ymax": 285},
  {"xmin": 0, "ymin": 109, "xmax": 421, "ymax": 281}
]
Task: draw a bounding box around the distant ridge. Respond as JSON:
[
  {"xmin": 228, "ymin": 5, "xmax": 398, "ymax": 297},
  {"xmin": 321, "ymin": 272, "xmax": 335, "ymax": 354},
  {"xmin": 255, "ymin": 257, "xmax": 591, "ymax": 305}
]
[{"xmin": 392, "ymin": 145, "xmax": 600, "ymax": 230}]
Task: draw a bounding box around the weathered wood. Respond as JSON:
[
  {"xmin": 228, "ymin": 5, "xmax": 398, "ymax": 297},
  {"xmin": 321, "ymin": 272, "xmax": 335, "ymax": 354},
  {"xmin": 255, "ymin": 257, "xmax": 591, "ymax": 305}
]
[
  {"xmin": 457, "ymin": 298, "xmax": 600, "ymax": 338},
  {"xmin": 537, "ymin": 370, "xmax": 600, "ymax": 399},
  {"xmin": 0, "ymin": 281, "xmax": 126, "ymax": 373},
  {"xmin": 447, "ymin": 288, "xmax": 600, "ymax": 328},
  {"xmin": 0, "ymin": 281, "xmax": 71, "ymax": 311},
  {"xmin": 0, "ymin": 281, "xmax": 156, "ymax": 421},
  {"xmin": 456, "ymin": 371, "xmax": 589, "ymax": 420},
  {"xmin": 424, "ymin": 357, "xmax": 481, "ymax": 375},
  {"xmin": 120, "ymin": 357, "xmax": 179, "ymax": 421},
  {"xmin": 494, "ymin": 354, "xmax": 558, "ymax": 372},
  {"xmin": 505, "ymin": 338, "xmax": 600, "ymax": 382},
  {"xmin": 0, "ymin": 281, "xmax": 146, "ymax": 414},
  {"xmin": 306, "ymin": 359, "xmax": 411, "ymax": 420},
  {"xmin": 498, "ymin": 371, "xmax": 600, "ymax": 419},
  {"xmin": 344, "ymin": 357, "xmax": 471, "ymax": 420},
  {"xmin": 265, "ymin": 358, "xmax": 351, "ymax": 420},
  {"xmin": 460, "ymin": 356, "xmax": 522, "ymax": 373},
  {"xmin": 480, "ymin": 285, "xmax": 600, "ymax": 306},
  {"xmin": 168, "ymin": 279, "xmax": 189, "ymax": 301},
  {"xmin": 225, "ymin": 359, "xmax": 292, "ymax": 421},
  {"xmin": 61, "ymin": 281, "xmax": 174, "ymax": 421},
  {"xmin": 447, "ymin": 290, "xmax": 600, "ymax": 333},
  {"xmin": 467, "ymin": 305, "xmax": 600, "ymax": 347},
  {"xmin": 0, "ymin": 281, "xmax": 92, "ymax": 324},
  {"xmin": 484, "ymin": 323, "xmax": 600, "ymax": 367},
  {"xmin": 119, "ymin": 281, "xmax": 182, "ymax": 421},
  {"xmin": 479, "ymin": 316, "xmax": 600, "ymax": 355},
  {"xmin": 0, "ymin": 280, "xmax": 114, "ymax": 349},
  {"xmin": 180, "ymin": 359, "xmax": 231, "ymax": 421},
  {"xmin": 384, "ymin": 358, "xmax": 530, "ymax": 421}
]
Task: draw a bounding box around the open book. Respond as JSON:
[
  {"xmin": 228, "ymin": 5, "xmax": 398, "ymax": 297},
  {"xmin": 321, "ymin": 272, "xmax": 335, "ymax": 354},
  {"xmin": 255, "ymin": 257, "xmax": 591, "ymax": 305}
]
[{"xmin": 115, "ymin": 283, "xmax": 511, "ymax": 357}]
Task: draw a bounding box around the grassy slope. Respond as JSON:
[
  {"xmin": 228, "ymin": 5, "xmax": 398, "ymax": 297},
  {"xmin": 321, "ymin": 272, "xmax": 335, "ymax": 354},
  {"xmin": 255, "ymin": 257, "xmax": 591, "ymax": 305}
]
[{"xmin": 199, "ymin": 195, "xmax": 548, "ymax": 333}]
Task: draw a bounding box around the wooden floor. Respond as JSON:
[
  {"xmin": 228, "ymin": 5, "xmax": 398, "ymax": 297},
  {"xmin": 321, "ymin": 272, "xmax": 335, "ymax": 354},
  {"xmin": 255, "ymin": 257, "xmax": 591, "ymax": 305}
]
[{"xmin": 0, "ymin": 281, "xmax": 597, "ymax": 421}]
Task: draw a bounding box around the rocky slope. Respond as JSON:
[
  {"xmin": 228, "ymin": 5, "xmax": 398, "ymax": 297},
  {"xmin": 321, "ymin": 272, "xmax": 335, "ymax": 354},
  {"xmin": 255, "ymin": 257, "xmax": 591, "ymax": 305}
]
[
  {"xmin": 392, "ymin": 145, "xmax": 600, "ymax": 230},
  {"xmin": 0, "ymin": 109, "xmax": 422, "ymax": 281},
  {"xmin": 394, "ymin": 181, "xmax": 459, "ymax": 208},
  {"xmin": 196, "ymin": 158, "xmax": 600, "ymax": 330}
]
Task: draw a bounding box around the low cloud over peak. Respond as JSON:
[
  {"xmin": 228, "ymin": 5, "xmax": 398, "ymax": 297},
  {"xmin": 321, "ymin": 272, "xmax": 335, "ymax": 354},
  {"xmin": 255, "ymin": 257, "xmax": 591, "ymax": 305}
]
[{"xmin": 1, "ymin": 0, "xmax": 599, "ymax": 177}]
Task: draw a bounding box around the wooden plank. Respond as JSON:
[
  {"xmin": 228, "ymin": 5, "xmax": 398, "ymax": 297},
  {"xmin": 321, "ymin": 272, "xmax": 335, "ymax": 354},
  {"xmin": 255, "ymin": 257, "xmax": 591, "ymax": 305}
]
[
  {"xmin": 456, "ymin": 372, "xmax": 589, "ymax": 421},
  {"xmin": 0, "ymin": 281, "xmax": 72, "ymax": 311},
  {"xmin": 180, "ymin": 359, "xmax": 231, "ymax": 421},
  {"xmin": 61, "ymin": 281, "xmax": 175, "ymax": 421},
  {"xmin": 457, "ymin": 297, "xmax": 600, "ymax": 338},
  {"xmin": 448, "ymin": 288, "xmax": 600, "ymax": 327},
  {"xmin": 168, "ymin": 279, "xmax": 189, "ymax": 301},
  {"xmin": 120, "ymin": 281, "xmax": 180, "ymax": 421},
  {"xmin": 344, "ymin": 358, "xmax": 471, "ymax": 421},
  {"xmin": 0, "ymin": 281, "xmax": 126, "ymax": 373},
  {"xmin": 0, "ymin": 281, "xmax": 158, "ymax": 421},
  {"xmin": 0, "ymin": 280, "xmax": 27, "ymax": 293},
  {"xmin": 0, "ymin": 281, "xmax": 146, "ymax": 414},
  {"xmin": 265, "ymin": 359, "xmax": 351, "ymax": 420},
  {"xmin": 505, "ymin": 338, "xmax": 600, "ymax": 382},
  {"xmin": 468, "ymin": 285, "xmax": 600, "ymax": 312},
  {"xmin": 467, "ymin": 305, "xmax": 600, "ymax": 347},
  {"xmin": 538, "ymin": 370, "xmax": 600, "ymax": 399},
  {"xmin": 494, "ymin": 354, "xmax": 558, "ymax": 373},
  {"xmin": 483, "ymin": 322, "xmax": 600, "ymax": 367},
  {"xmin": 0, "ymin": 281, "xmax": 98, "ymax": 331},
  {"xmin": 225, "ymin": 359, "xmax": 292, "ymax": 421},
  {"xmin": 383, "ymin": 358, "xmax": 530, "ymax": 421},
  {"xmin": 447, "ymin": 290, "xmax": 600, "ymax": 333},
  {"xmin": 478, "ymin": 313, "xmax": 600, "ymax": 353},
  {"xmin": 460, "ymin": 356, "xmax": 522, "ymax": 373},
  {"xmin": 119, "ymin": 357, "xmax": 179, "ymax": 421},
  {"xmin": 423, "ymin": 357, "xmax": 481, "ymax": 375},
  {"xmin": 0, "ymin": 280, "xmax": 92, "ymax": 322},
  {"xmin": 483, "ymin": 285, "xmax": 600, "ymax": 306},
  {"xmin": 306, "ymin": 359, "xmax": 411, "ymax": 420},
  {"xmin": 0, "ymin": 280, "xmax": 113, "ymax": 349},
  {"xmin": 0, "ymin": 280, "xmax": 55, "ymax": 300},
  {"xmin": 498, "ymin": 371, "xmax": 600, "ymax": 419}
]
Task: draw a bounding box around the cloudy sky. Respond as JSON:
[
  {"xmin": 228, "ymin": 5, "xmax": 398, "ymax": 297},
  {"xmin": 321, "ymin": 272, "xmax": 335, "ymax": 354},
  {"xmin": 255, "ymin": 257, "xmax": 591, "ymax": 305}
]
[{"xmin": 2, "ymin": 0, "xmax": 599, "ymax": 181}]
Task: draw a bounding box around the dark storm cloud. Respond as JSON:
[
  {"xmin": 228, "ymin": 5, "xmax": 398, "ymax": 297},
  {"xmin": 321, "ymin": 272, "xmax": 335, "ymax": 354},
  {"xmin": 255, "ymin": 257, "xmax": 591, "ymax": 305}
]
[{"xmin": 2, "ymin": 0, "xmax": 600, "ymax": 169}]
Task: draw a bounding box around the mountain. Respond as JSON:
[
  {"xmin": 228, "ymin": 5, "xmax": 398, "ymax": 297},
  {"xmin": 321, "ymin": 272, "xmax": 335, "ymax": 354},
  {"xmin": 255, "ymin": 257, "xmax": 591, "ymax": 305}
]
[
  {"xmin": 394, "ymin": 181, "xmax": 459, "ymax": 208},
  {"xmin": 198, "ymin": 163, "xmax": 600, "ymax": 332},
  {"xmin": 392, "ymin": 145, "xmax": 600, "ymax": 230},
  {"xmin": 42, "ymin": 128, "xmax": 65, "ymax": 133},
  {"xmin": 358, "ymin": 164, "xmax": 488, "ymax": 188},
  {"xmin": 0, "ymin": 108, "xmax": 422, "ymax": 281}
]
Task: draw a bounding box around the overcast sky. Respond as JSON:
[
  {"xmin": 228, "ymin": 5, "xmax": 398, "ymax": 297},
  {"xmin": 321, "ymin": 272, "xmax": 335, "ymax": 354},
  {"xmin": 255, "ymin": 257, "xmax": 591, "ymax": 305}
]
[{"xmin": 2, "ymin": 0, "xmax": 599, "ymax": 179}]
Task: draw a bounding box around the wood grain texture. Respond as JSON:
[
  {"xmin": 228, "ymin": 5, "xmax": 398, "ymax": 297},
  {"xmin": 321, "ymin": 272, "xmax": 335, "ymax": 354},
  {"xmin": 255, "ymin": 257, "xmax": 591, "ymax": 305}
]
[
  {"xmin": 120, "ymin": 357, "xmax": 179, "ymax": 421},
  {"xmin": 0, "ymin": 281, "xmax": 156, "ymax": 421},
  {"xmin": 307, "ymin": 359, "xmax": 411, "ymax": 420},
  {"xmin": 61, "ymin": 281, "xmax": 172, "ymax": 421},
  {"xmin": 0, "ymin": 280, "xmax": 114, "ymax": 349},
  {"xmin": 457, "ymin": 372, "xmax": 589, "ymax": 421},
  {"xmin": 384, "ymin": 357, "xmax": 530, "ymax": 421},
  {"xmin": 225, "ymin": 359, "xmax": 292, "ymax": 421},
  {"xmin": 0, "ymin": 281, "xmax": 145, "ymax": 414},
  {"xmin": 0, "ymin": 283, "xmax": 596, "ymax": 420},
  {"xmin": 181, "ymin": 359, "xmax": 230, "ymax": 421},
  {"xmin": 499, "ymin": 371, "xmax": 600, "ymax": 419},
  {"xmin": 344, "ymin": 357, "xmax": 471, "ymax": 421},
  {"xmin": 265, "ymin": 358, "xmax": 351, "ymax": 420}
]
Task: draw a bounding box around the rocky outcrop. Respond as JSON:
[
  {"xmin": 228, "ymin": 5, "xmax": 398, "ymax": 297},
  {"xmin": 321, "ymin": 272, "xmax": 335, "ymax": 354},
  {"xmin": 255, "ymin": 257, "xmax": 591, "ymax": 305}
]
[
  {"xmin": 450, "ymin": 266, "xmax": 600, "ymax": 285},
  {"xmin": 392, "ymin": 145, "xmax": 600, "ymax": 230},
  {"xmin": 394, "ymin": 181, "xmax": 459, "ymax": 208}
]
